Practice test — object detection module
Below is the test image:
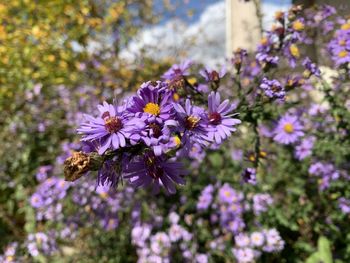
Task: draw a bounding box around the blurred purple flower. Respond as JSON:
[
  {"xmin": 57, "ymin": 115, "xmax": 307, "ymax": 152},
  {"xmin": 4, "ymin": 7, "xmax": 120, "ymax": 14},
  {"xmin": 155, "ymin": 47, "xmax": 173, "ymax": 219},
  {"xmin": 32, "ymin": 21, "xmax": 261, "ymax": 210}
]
[
  {"xmin": 273, "ymin": 114, "xmax": 304, "ymax": 145},
  {"xmin": 124, "ymin": 151, "xmax": 186, "ymax": 194},
  {"xmin": 207, "ymin": 92, "xmax": 241, "ymax": 144}
]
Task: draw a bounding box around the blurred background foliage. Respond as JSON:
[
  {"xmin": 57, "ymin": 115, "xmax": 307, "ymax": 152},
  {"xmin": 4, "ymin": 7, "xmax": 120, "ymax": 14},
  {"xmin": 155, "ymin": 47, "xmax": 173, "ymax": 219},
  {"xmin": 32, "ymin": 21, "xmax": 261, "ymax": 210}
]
[
  {"xmin": 1, "ymin": 1, "xmax": 350, "ymax": 263},
  {"xmin": 0, "ymin": 0, "xmax": 172, "ymax": 249}
]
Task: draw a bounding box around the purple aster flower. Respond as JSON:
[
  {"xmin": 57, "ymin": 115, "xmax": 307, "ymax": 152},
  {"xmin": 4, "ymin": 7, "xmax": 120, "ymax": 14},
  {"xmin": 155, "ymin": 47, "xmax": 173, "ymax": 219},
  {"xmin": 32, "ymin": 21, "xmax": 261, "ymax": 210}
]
[
  {"xmin": 232, "ymin": 247, "xmax": 255, "ymax": 263},
  {"xmin": 96, "ymin": 158, "xmax": 121, "ymax": 187},
  {"xmin": 136, "ymin": 119, "xmax": 177, "ymax": 156},
  {"xmin": 78, "ymin": 101, "xmax": 144, "ymax": 154},
  {"xmin": 173, "ymin": 99, "xmax": 209, "ymax": 151},
  {"xmin": 169, "ymin": 224, "xmax": 187, "ymax": 242},
  {"xmin": 231, "ymin": 149, "xmax": 243, "ymax": 162},
  {"xmin": 162, "ymin": 60, "xmax": 192, "ymax": 81},
  {"xmin": 195, "ymin": 254, "xmax": 208, "ymax": 263},
  {"xmin": 206, "ymin": 92, "xmax": 241, "ymax": 144},
  {"xmin": 30, "ymin": 193, "xmax": 44, "ymax": 208},
  {"xmin": 308, "ymin": 103, "xmax": 328, "ymax": 116},
  {"xmin": 259, "ymin": 77, "xmax": 285, "ymax": 100},
  {"xmin": 319, "ymin": 5, "xmax": 336, "ymax": 19},
  {"xmin": 253, "ymin": 193, "xmax": 274, "ymax": 215},
  {"xmin": 197, "ymin": 185, "xmax": 214, "ymax": 210},
  {"xmin": 150, "ymin": 232, "xmax": 171, "ymax": 254},
  {"xmin": 188, "ymin": 143, "xmax": 206, "ymax": 163},
  {"xmin": 27, "ymin": 243, "xmax": 39, "ymax": 257},
  {"xmin": 308, "ymin": 161, "xmax": 347, "ymax": 190},
  {"xmin": 328, "ymin": 24, "xmax": 350, "ymax": 66},
  {"xmin": 302, "ymin": 57, "xmax": 321, "ymax": 78},
  {"xmin": 241, "ymin": 168, "xmax": 257, "ymax": 185},
  {"xmin": 256, "ymin": 35, "xmax": 274, "ymax": 53},
  {"xmin": 284, "ymin": 43, "xmax": 300, "ymax": 68},
  {"xmin": 100, "ymin": 217, "xmax": 118, "ymax": 231},
  {"xmin": 250, "ymin": 231, "xmax": 265, "ymax": 247},
  {"xmin": 256, "ymin": 35, "xmax": 279, "ymax": 67},
  {"xmin": 322, "ymin": 20, "xmax": 335, "ymax": 34},
  {"xmin": 289, "ymin": 18, "xmax": 307, "ymax": 41},
  {"xmin": 273, "ymin": 114, "xmax": 304, "ymax": 145},
  {"xmin": 218, "ymin": 183, "xmax": 241, "ymax": 204},
  {"xmin": 259, "ymin": 124, "xmax": 274, "ymax": 138},
  {"xmin": 168, "ymin": 212, "xmax": 180, "ymax": 224},
  {"xmin": 227, "ymin": 218, "xmax": 245, "ymax": 234},
  {"xmin": 263, "ymin": 229, "xmax": 285, "ymax": 252},
  {"xmin": 35, "ymin": 165, "xmax": 52, "ymax": 182},
  {"xmin": 235, "ymin": 233, "xmax": 250, "ymax": 247},
  {"xmin": 295, "ymin": 136, "xmax": 315, "ymax": 160},
  {"xmin": 132, "ymin": 224, "xmax": 152, "ymax": 247},
  {"xmin": 242, "ymin": 60, "xmax": 261, "ymax": 78},
  {"xmin": 309, "ymin": 162, "xmax": 333, "ymax": 177},
  {"xmin": 128, "ymin": 81, "xmax": 174, "ymax": 123},
  {"xmin": 338, "ymin": 197, "xmax": 350, "ymax": 214},
  {"xmin": 124, "ymin": 151, "xmax": 186, "ymax": 194},
  {"xmin": 256, "ymin": 53, "xmax": 279, "ymax": 67},
  {"xmin": 196, "ymin": 83, "xmax": 209, "ymax": 93}
]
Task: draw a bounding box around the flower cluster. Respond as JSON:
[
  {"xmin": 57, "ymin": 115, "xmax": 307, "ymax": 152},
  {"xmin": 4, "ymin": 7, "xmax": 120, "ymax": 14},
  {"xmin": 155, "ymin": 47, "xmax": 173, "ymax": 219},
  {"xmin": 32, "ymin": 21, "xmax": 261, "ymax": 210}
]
[
  {"xmin": 131, "ymin": 216, "xmax": 194, "ymax": 263},
  {"xmin": 73, "ymin": 70, "xmax": 240, "ymax": 194},
  {"xmin": 30, "ymin": 177, "xmax": 70, "ymax": 221},
  {"xmin": 195, "ymin": 183, "xmax": 280, "ymax": 262},
  {"xmin": 338, "ymin": 197, "xmax": 350, "ymax": 214},
  {"xmin": 259, "ymin": 77, "xmax": 285, "ymax": 100},
  {"xmin": 233, "ymin": 229, "xmax": 284, "ymax": 263},
  {"xmin": 26, "ymin": 232, "xmax": 58, "ymax": 258},
  {"xmin": 309, "ymin": 161, "xmax": 349, "ymax": 190},
  {"xmin": 328, "ymin": 22, "xmax": 350, "ymax": 67},
  {"xmin": 0, "ymin": 243, "xmax": 19, "ymax": 263},
  {"xmin": 5, "ymin": 3, "xmax": 350, "ymax": 263}
]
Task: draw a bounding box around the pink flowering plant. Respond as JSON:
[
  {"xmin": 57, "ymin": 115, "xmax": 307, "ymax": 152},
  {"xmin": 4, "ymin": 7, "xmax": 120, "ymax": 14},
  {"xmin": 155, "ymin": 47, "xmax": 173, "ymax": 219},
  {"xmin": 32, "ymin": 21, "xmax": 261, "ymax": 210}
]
[{"xmin": 2, "ymin": 3, "xmax": 350, "ymax": 263}]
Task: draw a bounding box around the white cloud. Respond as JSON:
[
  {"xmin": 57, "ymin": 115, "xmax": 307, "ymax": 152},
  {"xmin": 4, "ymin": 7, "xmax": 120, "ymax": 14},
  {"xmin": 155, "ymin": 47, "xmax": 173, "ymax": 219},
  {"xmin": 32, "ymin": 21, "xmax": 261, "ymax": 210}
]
[
  {"xmin": 120, "ymin": 1, "xmax": 290, "ymax": 66},
  {"xmin": 120, "ymin": 1, "xmax": 226, "ymax": 67}
]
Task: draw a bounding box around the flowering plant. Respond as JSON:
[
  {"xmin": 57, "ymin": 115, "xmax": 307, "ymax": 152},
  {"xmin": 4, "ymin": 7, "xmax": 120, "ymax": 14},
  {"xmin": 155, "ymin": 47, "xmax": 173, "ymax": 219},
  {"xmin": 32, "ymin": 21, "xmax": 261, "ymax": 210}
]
[{"xmin": 2, "ymin": 3, "xmax": 350, "ymax": 263}]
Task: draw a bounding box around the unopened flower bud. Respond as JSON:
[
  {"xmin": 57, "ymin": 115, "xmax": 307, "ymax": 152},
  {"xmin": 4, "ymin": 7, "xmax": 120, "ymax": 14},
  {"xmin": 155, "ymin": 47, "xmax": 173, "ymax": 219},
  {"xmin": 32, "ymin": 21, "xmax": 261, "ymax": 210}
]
[{"xmin": 64, "ymin": 151, "xmax": 101, "ymax": 182}]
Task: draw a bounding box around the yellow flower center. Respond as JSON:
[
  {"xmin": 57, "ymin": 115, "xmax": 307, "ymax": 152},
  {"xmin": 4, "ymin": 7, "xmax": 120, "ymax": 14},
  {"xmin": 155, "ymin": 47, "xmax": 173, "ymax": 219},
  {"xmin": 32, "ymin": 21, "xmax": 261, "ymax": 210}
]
[
  {"xmin": 284, "ymin": 123, "xmax": 294, "ymax": 133},
  {"xmin": 341, "ymin": 23, "xmax": 350, "ymax": 30},
  {"xmin": 339, "ymin": 39, "xmax": 346, "ymax": 46},
  {"xmin": 187, "ymin": 77, "xmax": 197, "ymax": 85},
  {"xmin": 99, "ymin": 192, "xmax": 108, "ymax": 199},
  {"xmin": 303, "ymin": 69, "xmax": 311, "ymax": 78},
  {"xmin": 143, "ymin": 103, "xmax": 160, "ymax": 116},
  {"xmin": 290, "ymin": 44, "xmax": 300, "ymax": 58},
  {"xmin": 259, "ymin": 150, "xmax": 267, "ymax": 158},
  {"xmin": 275, "ymin": 11, "xmax": 284, "ymax": 20},
  {"xmin": 253, "ymin": 236, "xmax": 261, "ymax": 241},
  {"xmin": 185, "ymin": 115, "xmax": 201, "ymax": 130},
  {"xmin": 108, "ymin": 219, "xmax": 116, "ymax": 227},
  {"xmin": 249, "ymin": 154, "xmax": 256, "ymax": 162},
  {"xmin": 224, "ymin": 191, "xmax": 231, "ymax": 197},
  {"xmin": 173, "ymin": 136, "xmax": 181, "ymax": 147},
  {"xmin": 231, "ymin": 204, "xmax": 238, "ymax": 211},
  {"xmin": 173, "ymin": 93, "xmax": 180, "ymax": 101},
  {"xmin": 260, "ymin": 37, "xmax": 268, "ymax": 45},
  {"xmin": 338, "ymin": 50, "xmax": 348, "ymax": 58},
  {"xmin": 293, "ymin": 20, "xmax": 304, "ymax": 31}
]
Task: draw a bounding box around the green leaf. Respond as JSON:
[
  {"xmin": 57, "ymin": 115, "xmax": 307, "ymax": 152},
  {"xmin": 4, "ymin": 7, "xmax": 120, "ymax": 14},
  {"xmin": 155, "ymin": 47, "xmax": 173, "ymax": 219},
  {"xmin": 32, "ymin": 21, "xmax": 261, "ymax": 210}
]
[
  {"xmin": 318, "ymin": 236, "xmax": 333, "ymax": 263},
  {"xmin": 305, "ymin": 253, "xmax": 321, "ymax": 263}
]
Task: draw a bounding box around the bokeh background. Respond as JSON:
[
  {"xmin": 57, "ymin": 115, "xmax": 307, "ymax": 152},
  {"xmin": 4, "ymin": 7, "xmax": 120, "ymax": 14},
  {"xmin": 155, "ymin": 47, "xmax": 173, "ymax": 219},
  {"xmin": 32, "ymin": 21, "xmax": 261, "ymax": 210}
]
[{"xmin": 1, "ymin": 0, "xmax": 350, "ymax": 262}]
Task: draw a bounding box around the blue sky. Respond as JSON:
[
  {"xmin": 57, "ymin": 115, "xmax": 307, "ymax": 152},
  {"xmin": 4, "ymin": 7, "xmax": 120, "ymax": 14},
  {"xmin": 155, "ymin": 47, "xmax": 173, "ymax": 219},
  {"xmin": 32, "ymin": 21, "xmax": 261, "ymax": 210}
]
[{"xmin": 155, "ymin": 0, "xmax": 291, "ymax": 24}]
